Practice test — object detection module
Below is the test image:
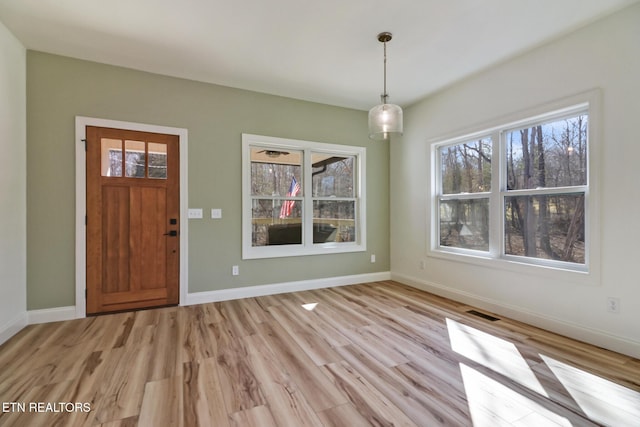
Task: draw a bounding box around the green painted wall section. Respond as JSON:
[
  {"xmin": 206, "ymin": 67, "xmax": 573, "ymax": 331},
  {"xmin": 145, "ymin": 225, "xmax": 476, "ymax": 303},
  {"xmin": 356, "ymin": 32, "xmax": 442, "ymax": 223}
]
[{"xmin": 26, "ymin": 51, "xmax": 390, "ymax": 310}]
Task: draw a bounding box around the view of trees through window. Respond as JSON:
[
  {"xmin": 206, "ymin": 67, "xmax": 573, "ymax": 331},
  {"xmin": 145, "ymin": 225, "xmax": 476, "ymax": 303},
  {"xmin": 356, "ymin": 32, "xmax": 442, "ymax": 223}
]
[
  {"xmin": 312, "ymin": 154, "xmax": 356, "ymax": 244},
  {"xmin": 250, "ymin": 149, "xmax": 356, "ymax": 247},
  {"xmin": 505, "ymin": 115, "xmax": 587, "ymax": 263},
  {"xmin": 250, "ymin": 149, "xmax": 303, "ymax": 246},
  {"xmin": 439, "ymin": 139, "xmax": 491, "ymax": 251},
  {"xmin": 438, "ymin": 112, "xmax": 588, "ymax": 265},
  {"xmin": 106, "ymin": 144, "xmax": 167, "ymax": 179}
]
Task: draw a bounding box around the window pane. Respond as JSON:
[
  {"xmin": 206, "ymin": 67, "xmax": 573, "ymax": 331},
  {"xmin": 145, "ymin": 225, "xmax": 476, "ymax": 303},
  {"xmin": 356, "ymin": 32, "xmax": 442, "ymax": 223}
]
[
  {"xmin": 440, "ymin": 138, "xmax": 492, "ymax": 194},
  {"xmin": 439, "ymin": 199, "xmax": 489, "ymax": 251},
  {"xmin": 311, "ymin": 154, "xmax": 355, "ymax": 197},
  {"xmin": 148, "ymin": 142, "xmax": 167, "ymax": 179},
  {"xmin": 313, "ymin": 200, "xmax": 355, "ymax": 243},
  {"xmin": 125, "ymin": 140, "xmax": 146, "ymax": 178},
  {"xmin": 506, "ymin": 114, "xmax": 587, "ymax": 190},
  {"xmin": 252, "ymin": 198, "xmax": 302, "ymax": 246},
  {"xmin": 101, "ymin": 138, "xmax": 122, "ymax": 177},
  {"xmin": 250, "ymin": 148, "xmax": 303, "ymax": 196},
  {"xmin": 504, "ymin": 194, "xmax": 585, "ymax": 264}
]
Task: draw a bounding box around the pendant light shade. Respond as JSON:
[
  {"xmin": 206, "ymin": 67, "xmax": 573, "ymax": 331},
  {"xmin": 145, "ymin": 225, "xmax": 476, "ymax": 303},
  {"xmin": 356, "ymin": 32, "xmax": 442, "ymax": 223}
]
[
  {"xmin": 368, "ymin": 102, "xmax": 403, "ymax": 141},
  {"xmin": 368, "ymin": 32, "xmax": 403, "ymax": 140}
]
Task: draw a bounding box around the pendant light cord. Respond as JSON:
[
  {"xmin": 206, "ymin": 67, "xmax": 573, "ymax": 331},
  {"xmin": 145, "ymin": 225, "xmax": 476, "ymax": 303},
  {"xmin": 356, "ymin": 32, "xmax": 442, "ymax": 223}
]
[{"xmin": 383, "ymin": 40, "xmax": 388, "ymax": 103}]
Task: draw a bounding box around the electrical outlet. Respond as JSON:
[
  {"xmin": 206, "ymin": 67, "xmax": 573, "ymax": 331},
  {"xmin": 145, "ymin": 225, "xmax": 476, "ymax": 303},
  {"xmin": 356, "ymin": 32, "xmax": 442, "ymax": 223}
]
[
  {"xmin": 607, "ymin": 297, "xmax": 620, "ymax": 313},
  {"xmin": 370, "ymin": 254, "xmax": 376, "ymax": 263},
  {"xmin": 232, "ymin": 265, "xmax": 239, "ymax": 276},
  {"xmin": 420, "ymin": 260, "xmax": 426, "ymax": 270}
]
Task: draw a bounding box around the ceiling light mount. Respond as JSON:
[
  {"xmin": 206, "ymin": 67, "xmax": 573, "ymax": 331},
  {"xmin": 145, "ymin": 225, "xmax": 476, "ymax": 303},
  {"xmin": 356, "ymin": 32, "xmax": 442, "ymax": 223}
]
[
  {"xmin": 377, "ymin": 32, "xmax": 392, "ymax": 43},
  {"xmin": 368, "ymin": 31, "xmax": 403, "ymax": 141}
]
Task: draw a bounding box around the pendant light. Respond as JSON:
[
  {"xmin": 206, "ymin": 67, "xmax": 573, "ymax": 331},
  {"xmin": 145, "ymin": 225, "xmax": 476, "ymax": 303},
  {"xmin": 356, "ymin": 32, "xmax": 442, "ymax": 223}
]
[{"xmin": 368, "ymin": 32, "xmax": 403, "ymax": 140}]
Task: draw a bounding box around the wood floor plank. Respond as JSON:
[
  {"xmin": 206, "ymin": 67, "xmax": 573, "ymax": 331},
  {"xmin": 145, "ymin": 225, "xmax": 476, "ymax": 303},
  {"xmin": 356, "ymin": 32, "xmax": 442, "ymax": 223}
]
[
  {"xmin": 182, "ymin": 358, "xmax": 230, "ymax": 427},
  {"xmin": 219, "ymin": 299, "xmax": 260, "ymax": 338},
  {"xmin": 257, "ymin": 321, "xmax": 349, "ymax": 412},
  {"xmin": 96, "ymin": 416, "xmax": 139, "ymax": 427},
  {"xmin": 266, "ymin": 303, "xmax": 342, "ymax": 366},
  {"xmin": 94, "ymin": 312, "xmax": 137, "ymax": 351},
  {"xmin": 229, "ymin": 405, "xmax": 278, "ymax": 427},
  {"xmin": 138, "ymin": 376, "xmax": 182, "ymax": 427},
  {"xmin": 210, "ymin": 321, "xmax": 267, "ymax": 414},
  {"xmin": 243, "ymin": 297, "xmax": 274, "ymax": 324},
  {"xmin": 178, "ymin": 305, "xmax": 218, "ymax": 363},
  {"xmin": 243, "ymin": 333, "xmax": 325, "ymax": 427},
  {"xmin": 281, "ymin": 292, "xmax": 352, "ymax": 347},
  {"xmin": 323, "ymin": 361, "xmax": 420, "ymax": 427},
  {"xmin": 92, "ymin": 345, "xmax": 152, "ymax": 423},
  {"xmin": 145, "ymin": 308, "xmax": 180, "ymax": 382},
  {"xmin": 335, "ymin": 343, "xmax": 471, "ymax": 426},
  {"xmin": 1, "ymin": 281, "xmax": 638, "ymax": 426},
  {"xmin": 306, "ymin": 288, "xmax": 373, "ymax": 329},
  {"xmin": 316, "ymin": 403, "xmax": 374, "ymax": 427}
]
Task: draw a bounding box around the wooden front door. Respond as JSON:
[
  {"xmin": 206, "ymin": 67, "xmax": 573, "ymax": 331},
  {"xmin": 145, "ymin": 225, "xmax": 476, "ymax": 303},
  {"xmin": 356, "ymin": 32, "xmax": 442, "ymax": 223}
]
[{"xmin": 86, "ymin": 126, "xmax": 180, "ymax": 315}]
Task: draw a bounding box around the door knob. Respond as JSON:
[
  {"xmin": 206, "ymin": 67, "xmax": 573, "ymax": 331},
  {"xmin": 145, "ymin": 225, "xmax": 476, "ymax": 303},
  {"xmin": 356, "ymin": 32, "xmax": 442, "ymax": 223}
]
[{"xmin": 164, "ymin": 230, "xmax": 178, "ymax": 237}]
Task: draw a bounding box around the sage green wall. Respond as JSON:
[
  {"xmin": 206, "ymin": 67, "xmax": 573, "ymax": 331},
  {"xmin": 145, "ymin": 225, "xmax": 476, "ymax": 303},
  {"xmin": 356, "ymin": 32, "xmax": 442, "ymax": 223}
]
[{"xmin": 26, "ymin": 51, "xmax": 389, "ymax": 310}]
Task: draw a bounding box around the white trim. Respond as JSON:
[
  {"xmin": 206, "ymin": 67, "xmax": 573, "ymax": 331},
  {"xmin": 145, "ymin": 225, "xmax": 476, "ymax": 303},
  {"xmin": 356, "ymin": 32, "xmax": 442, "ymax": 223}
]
[
  {"xmin": 428, "ymin": 89, "xmax": 601, "ymax": 283},
  {"xmin": 391, "ymin": 272, "xmax": 640, "ymax": 359},
  {"xmin": 0, "ymin": 312, "xmax": 28, "ymax": 346},
  {"xmin": 185, "ymin": 272, "xmax": 391, "ymax": 305},
  {"xmin": 27, "ymin": 306, "xmax": 77, "ymax": 325},
  {"xmin": 75, "ymin": 117, "xmax": 189, "ymax": 318},
  {"xmin": 241, "ymin": 133, "xmax": 367, "ymax": 259}
]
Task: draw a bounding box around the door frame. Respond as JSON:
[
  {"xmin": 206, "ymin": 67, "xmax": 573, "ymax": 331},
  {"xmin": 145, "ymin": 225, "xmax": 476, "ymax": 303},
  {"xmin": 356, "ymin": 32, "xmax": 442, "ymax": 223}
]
[{"xmin": 75, "ymin": 116, "xmax": 189, "ymax": 318}]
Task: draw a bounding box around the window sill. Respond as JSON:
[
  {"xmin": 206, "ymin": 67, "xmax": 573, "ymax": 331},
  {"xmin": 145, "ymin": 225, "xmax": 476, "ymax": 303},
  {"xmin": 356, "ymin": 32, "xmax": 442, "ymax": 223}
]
[
  {"xmin": 242, "ymin": 242, "xmax": 366, "ymax": 260},
  {"xmin": 427, "ymin": 247, "xmax": 599, "ymax": 287}
]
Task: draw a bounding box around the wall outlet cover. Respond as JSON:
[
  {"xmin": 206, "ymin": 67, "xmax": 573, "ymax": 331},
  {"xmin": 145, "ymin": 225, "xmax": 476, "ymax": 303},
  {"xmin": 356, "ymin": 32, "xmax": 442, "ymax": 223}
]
[{"xmin": 188, "ymin": 208, "xmax": 203, "ymax": 219}]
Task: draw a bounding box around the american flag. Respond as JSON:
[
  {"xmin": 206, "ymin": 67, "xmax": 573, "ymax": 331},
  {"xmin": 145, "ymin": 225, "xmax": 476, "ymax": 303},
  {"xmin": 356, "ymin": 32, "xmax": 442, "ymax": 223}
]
[{"xmin": 279, "ymin": 177, "xmax": 300, "ymax": 218}]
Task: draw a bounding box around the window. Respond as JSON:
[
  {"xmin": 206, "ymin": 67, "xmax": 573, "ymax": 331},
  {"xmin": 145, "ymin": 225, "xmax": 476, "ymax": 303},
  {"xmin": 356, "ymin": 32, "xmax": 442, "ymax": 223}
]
[
  {"xmin": 242, "ymin": 134, "xmax": 366, "ymax": 259},
  {"xmin": 101, "ymin": 138, "xmax": 168, "ymax": 179},
  {"xmin": 432, "ymin": 99, "xmax": 596, "ymax": 273}
]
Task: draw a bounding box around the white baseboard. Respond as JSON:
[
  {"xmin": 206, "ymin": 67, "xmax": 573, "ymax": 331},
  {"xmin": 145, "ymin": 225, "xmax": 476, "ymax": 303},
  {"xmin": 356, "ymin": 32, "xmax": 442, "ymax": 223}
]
[
  {"xmin": 0, "ymin": 312, "xmax": 28, "ymax": 346},
  {"xmin": 185, "ymin": 271, "xmax": 392, "ymax": 306},
  {"xmin": 391, "ymin": 272, "xmax": 640, "ymax": 359},
  {"xmin": 27, "ymin": 306, "xmax": 77, "ymax": 325}
]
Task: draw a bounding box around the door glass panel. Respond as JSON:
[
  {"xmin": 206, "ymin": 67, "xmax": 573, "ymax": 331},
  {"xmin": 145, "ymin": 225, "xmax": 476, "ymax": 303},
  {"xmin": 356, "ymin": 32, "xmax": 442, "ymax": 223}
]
[
  {"xmin": 125, "ymin": 140, "xmax": 146, "ymax": 178},
  {"xmin": 101, "ymin": 138, "xmax": 123, "ymax": 177},
  {"xmin": 148, "ymin": 143, "xmax": 168, "ymax": 179}
]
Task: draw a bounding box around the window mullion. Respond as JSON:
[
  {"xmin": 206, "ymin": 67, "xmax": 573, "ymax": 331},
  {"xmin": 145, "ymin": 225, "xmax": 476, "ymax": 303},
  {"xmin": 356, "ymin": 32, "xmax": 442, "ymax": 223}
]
[
  {"xmin": 431, "ymin": 97, "xmax": 593, "ymax": 272},
  {"xmin": 243, "ymin": 133, "xmax": 366, "ymax": 259},
  {"xmin": 303, "ymin": 149, "xmax": 313, "ymax": 247},
  {"xmin": 492, "ymin": 130, "xmax": 504, "ymax": 259}
]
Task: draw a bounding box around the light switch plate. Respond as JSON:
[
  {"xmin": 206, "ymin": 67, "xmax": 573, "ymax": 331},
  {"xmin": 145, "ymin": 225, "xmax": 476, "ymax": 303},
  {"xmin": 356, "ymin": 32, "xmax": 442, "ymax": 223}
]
[
  {"xmin": 211, "ymin": 208, "xmax": 222, "ymax": 219},
  {"xmin": 188, "ymin": 208, "xmax": 203, "ymax": 219}
]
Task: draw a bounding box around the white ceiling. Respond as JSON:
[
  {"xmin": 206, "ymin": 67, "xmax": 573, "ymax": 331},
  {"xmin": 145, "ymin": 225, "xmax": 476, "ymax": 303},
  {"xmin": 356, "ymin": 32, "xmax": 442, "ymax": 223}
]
[{"xmin": 1, "ymin": 0, "xmax": 636, "ymax": 110}]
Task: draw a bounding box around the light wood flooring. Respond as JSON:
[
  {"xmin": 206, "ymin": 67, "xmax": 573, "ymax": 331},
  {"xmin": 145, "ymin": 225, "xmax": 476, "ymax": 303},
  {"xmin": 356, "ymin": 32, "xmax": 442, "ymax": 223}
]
[{"xmin": 1, "ymin": 281, "xmax": 639, "ymax": 426}]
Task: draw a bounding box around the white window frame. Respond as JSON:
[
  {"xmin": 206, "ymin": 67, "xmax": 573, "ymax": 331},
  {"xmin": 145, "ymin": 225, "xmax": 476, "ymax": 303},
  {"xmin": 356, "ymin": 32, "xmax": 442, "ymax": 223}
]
[
  {"xmin": 242, "ymin": 133, "xmax": 366, "ymax": 259},
  {"xmin": 429, "ymin": 91, "xmax": 601, "ymax": 284}
]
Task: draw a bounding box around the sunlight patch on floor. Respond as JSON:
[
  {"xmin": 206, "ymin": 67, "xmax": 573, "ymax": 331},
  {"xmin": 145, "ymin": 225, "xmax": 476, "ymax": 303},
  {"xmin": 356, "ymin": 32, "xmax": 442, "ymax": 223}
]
[
  {"xmin": 301, "ymin": 303, "xmax": 318, "ymax": 311},
  {"xmin": 447, "ymin": 318, "xmax": 547, "ymax": 396},
  {"xmin": 541, "ymin": 354, "xmax": 640, "ymax": 426},
  {"xmin": 460, "ymin": 363, "xmax": 571, "ymax": 427}
]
